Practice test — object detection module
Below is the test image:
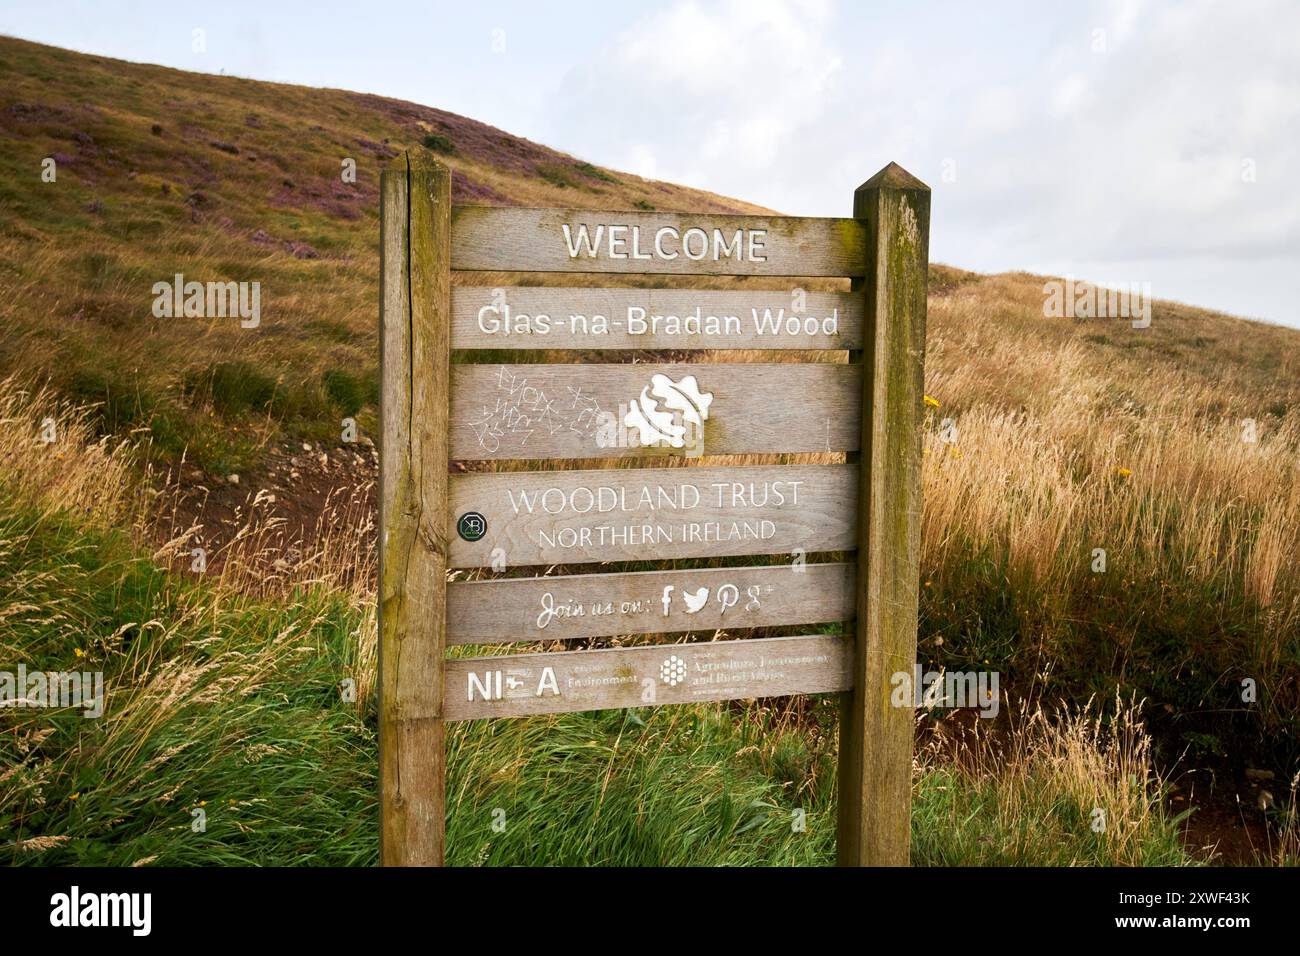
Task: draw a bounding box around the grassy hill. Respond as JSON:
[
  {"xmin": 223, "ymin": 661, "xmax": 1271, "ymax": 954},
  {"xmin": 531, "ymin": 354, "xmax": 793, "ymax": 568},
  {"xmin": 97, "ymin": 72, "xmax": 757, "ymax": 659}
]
[
  {"xmin": 0, "ymin": 35, "xmax": 763, "ymax": 475},
  {"xmin": 1, "ymin": 35, "xmax": 1298, "ymax": 866}
]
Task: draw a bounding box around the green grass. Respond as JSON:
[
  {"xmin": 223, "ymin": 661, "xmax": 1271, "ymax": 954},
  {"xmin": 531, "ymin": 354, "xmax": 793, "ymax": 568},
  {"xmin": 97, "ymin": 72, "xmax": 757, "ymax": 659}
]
[
  {"xmin": 0, "ymin": 501, "xmax": 377, "ymax": 866},
  {"xmin": 421, "ymin": 133, "xmax": 454, "ymax": 154},
  {"xmin": 445, "ymin": 704, "xmax": 838, "ymax": 866},
  {"xmin": 1, "ymin": 489, "xmax": 1198, "ymax": 866}
]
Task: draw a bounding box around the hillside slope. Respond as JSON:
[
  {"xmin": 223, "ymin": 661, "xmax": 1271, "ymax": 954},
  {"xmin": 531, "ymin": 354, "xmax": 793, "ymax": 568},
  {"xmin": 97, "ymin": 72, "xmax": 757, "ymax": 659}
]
[{"xmin": 0, "ymin": 34, "xmax": 766, "ymax": 473}]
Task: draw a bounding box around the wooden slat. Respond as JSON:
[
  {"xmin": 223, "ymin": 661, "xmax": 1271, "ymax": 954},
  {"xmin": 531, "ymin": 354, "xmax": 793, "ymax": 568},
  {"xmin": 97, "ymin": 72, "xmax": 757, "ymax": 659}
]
[
  {"xmin": 446, "ymin": 634, "xmax": 853, "ymax": 720},
  {"xmin": 448, "ymin": 463, "xmax": 857, "ymax": 568},
  {"xmin": 451, "ymin": 207, "xmax": 867, "ymax": 276},
  {"xmin": 447, "ymin": 562, "xmax": 855, "ymax": 644},
  {"xmin": 451, "ymin": 287, "xmax": 863, "ymax": 349},
  {"xmin": 450, "ymin": 363, "xmax": 861, "ymax": 460}
]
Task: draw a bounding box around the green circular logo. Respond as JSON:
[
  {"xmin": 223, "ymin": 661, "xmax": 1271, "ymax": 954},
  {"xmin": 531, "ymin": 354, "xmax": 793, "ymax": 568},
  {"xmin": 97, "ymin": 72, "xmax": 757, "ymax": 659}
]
[{"xmin": 457, "ymin": 511, "xmax": 487, "ymax": 542}]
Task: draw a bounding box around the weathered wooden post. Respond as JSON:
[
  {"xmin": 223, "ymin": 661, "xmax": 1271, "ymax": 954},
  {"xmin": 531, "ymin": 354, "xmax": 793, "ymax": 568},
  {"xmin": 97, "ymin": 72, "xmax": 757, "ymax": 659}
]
[
  {"xmin": 837, "ymin": 163, "xmax": 930, "ymax": 866},
  {"xmin": 379, "ymin": 154, "xmax": 450, "ymax": 866}
]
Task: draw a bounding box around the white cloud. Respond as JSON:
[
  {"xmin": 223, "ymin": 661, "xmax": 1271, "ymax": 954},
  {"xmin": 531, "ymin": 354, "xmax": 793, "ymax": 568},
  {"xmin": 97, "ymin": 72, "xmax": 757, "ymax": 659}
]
[
  {"xmin": 547, "ymin": 0, "xmax": 844, "ymax": 211},
  {"xmin": 968, "ymin": 87, "xmax": 1027, "ymax": 135},
  {"xmin": 541, "ymin": 0, "xmax": 1299, "ymax": 323},
  {"xmin": 1048, "ymin": 73, "xmax": 1088, "ymax": 116}
]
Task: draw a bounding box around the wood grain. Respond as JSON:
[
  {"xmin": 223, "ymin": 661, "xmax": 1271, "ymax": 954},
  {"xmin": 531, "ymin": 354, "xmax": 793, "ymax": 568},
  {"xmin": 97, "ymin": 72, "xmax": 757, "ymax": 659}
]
[
  {"xmin": 446, "ymin": 634, "xmax": 853, "ymax": 720},
  {"xmin": 450, "ymin": 207, "xmax": 867, "ymax": 276},
  {"xmin": 379, "ymin": 154, "xmax": 450, "ymax": 867},
  {"xmin": 448, "ymin": 463, "xmax": 857, "ymax": 568},
  {"xmin": 447, "ymin": 562, "xmax": 855, "ymax": 644},
  {"xmin": 451, "ymin": 287, "xmax": 863, "ymax": 350},
  {"xmin": 450, "ymin": 363, "xmax": 861, "ymax": 460},
  {"xmin": 837, "ymin": 162, "xmax": 930, "ymax": 868}
]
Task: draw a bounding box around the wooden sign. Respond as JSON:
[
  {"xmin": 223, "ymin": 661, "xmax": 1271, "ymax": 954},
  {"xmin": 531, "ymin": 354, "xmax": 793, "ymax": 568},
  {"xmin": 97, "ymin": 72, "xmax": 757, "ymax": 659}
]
[
  {"xmin": 450, "ymin": 363, "xmax": 862, "ymax": 460},
  {"xmin": 452, "ymin": 287, "xmax": 864, "ymax": 350},
  {"xmin": 450, "ymin": 208, "xmax": 868, "ymax": 276},
  {"xmin": 380, "ymin": 155, "xmax": 930, "ymax": 867},
  {"xmin": 448, "ymin": 464, "xmax": 856, "ymax": 567},
  {"xmin": 447, "ymin": 562, "xmax": 855, "ymax": 645},
  {"xmin": 446, "ymin": 634, "xmax": 852, "ymax": 720}
]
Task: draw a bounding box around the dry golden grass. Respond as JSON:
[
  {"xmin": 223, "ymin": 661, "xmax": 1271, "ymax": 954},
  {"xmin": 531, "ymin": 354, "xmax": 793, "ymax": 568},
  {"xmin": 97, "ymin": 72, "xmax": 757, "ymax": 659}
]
[
  {"xmin": 1271, "ymin": 773, "xmax": 1300, "ymax": 865},
  {"xmin": 918, "ymin": 271, "xmax": 1300, "ymax": 729},
  {"xmin": 0, "ymin": 33, "xmax": 775, "ymax": 481},
  {"xmin": 150, "ymin": 482, "xmax": 380, "ymax": 718},
  {"xmin": 916, "ymin": 696, "xmax": 1187, "ymax": 865},
  {"xmin": 0, "ymin": 375, "xmax": 135, "ymax": 522}
]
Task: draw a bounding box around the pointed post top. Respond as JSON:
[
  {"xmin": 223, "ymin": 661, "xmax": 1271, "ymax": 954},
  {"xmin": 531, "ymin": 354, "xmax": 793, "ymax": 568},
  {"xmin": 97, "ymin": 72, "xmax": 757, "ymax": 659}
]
[
  {"xmin": 406, "ymin": 150, "xmax": 449, "ymax": 175},
  {"xmin": 856, "ymin": 161, "xmax": 929, "ymax": 194}
]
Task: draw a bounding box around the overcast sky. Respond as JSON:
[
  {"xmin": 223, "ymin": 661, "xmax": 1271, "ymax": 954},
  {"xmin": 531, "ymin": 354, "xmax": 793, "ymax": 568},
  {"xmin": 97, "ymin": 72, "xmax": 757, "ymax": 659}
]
[{"xmin": 4, "ymin": 0, "xmax": 1298, "ymax": 326}]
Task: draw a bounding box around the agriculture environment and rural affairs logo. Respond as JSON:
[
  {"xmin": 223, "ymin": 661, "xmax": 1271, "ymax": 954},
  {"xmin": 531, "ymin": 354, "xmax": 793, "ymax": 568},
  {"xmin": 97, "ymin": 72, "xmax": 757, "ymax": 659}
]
[
  {"xmin": 622, "ymin": 373, "xmax": 713, "ymax": 449},
  {"xmin": 660, "ymin": 655, "xmax": 687, "ymax": 687}
]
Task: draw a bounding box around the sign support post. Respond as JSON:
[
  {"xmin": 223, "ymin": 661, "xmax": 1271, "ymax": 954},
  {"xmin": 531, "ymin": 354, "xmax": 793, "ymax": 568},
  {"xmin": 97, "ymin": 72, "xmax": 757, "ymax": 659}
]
[
  {"xmin": 837, "ymin": 163, "xmax": 931, "ymax": 866},
  {"xmin": 379, "ymin": 155, "xmax": 451, "ymax": 866}
]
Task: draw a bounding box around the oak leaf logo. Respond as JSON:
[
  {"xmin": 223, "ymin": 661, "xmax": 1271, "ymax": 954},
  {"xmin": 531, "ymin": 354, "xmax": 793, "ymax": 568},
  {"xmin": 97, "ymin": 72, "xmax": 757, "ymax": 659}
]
[{"xmin": 624, "ymin": 373, "xmax": 713, "ymax": 448}]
